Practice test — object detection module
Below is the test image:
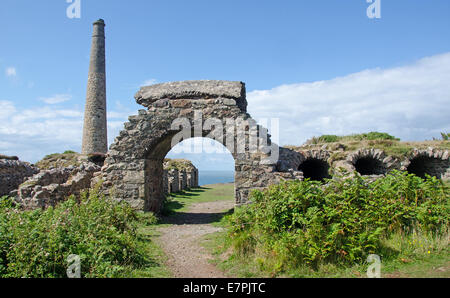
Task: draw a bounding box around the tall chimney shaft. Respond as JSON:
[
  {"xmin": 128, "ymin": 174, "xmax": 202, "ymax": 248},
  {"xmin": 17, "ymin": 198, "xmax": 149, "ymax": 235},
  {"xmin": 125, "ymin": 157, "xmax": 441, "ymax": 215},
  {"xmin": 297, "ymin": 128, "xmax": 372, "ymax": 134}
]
[{"xmin": 82, "ymin": 19, "xmax": 107, "ymax": 154}]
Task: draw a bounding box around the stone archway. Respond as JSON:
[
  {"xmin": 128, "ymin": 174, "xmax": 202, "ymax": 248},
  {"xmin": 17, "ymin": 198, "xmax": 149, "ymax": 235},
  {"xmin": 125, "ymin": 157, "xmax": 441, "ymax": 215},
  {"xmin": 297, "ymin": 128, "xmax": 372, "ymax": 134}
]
[{"xmin": 100, "ymin": 80, "xmax": 281, "ymax": 213}]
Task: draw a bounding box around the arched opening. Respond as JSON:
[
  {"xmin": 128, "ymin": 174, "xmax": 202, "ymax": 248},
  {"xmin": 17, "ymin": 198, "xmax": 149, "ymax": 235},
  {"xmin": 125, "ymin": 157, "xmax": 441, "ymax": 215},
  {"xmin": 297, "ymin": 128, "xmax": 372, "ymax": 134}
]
[
  {"xmin": 143, "ymin": 133, "xmax": 236, "ymax": 214},
  {"xmin": 166, "ymin": 137, "xmax": 235, "ymax": 187},
  {"xmin": 407, "ymin": 156, "xmax": 447, "ymax": 179},
  {"xmin": 354, "ymin": 157, "xmax": 386, "ymax": 176},
  {"xmin": 298, "ymin": 158, "xmax": 331, "ymax": 181}
]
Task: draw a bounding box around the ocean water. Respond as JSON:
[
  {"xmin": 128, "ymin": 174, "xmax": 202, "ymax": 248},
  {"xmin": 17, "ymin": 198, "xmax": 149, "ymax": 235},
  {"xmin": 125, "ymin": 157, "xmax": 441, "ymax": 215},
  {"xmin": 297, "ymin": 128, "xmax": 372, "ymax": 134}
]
[{"xmin": 199, "ymin": 170, "xmax": 235, "ymax": 186}]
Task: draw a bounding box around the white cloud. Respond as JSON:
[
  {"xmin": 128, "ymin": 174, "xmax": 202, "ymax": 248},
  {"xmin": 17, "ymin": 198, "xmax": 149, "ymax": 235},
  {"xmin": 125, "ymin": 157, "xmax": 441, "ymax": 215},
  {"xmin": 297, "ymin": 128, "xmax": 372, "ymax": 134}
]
[
  {"xmin": 247, "ymin": 52, "xmax": 450, "ymax": 145},
  {"xmin": 168, "ymin": 137, "xmax": 233, "ymax": 155},
  {"xmin": 39, "ymin": 94, "xmax": 72, "ymax": 104},
  {"xmin": 5, "ymin": 67, "xmax": 17, "ymax": 77},
  {"xmin": 141, "ymin": 78, "xmax": 158, "ymax": 87},
  {"xmin": 0, "ymin": 101, "xmax": 132, "ymax": 163}
]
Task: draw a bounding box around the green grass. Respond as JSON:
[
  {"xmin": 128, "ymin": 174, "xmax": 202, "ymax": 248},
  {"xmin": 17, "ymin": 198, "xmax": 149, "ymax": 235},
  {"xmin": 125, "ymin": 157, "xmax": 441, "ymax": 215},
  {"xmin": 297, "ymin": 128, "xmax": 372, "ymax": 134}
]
[
  {"xmin": 205, "ymin": 227, "xmax": 450, "ymax": 278},
  {"xmin": 162, "ymin": 183, "xmax": 235, "ymax": 214},
  {"xmin": 307, "ymin": 132, "xmax": 400, "ymax": 144},
  {"xmin": 125, "ymin": 212, "xmax": 172, "ymax": 278}
]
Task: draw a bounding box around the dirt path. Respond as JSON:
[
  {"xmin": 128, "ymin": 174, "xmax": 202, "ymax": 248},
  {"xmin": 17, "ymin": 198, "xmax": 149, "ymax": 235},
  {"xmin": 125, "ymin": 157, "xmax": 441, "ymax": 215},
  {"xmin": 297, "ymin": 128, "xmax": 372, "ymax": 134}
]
[{"xmin": 155, "ymin": 200, "xmax": 234, "ymax": 278}]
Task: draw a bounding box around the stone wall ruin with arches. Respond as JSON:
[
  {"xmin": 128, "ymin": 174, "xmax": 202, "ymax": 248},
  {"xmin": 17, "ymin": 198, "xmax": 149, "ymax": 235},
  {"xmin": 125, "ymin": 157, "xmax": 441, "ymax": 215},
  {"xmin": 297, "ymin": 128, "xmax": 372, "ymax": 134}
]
[{"xmin": 97, "ymin": 80, "xmax": 450, "ymax": 213}]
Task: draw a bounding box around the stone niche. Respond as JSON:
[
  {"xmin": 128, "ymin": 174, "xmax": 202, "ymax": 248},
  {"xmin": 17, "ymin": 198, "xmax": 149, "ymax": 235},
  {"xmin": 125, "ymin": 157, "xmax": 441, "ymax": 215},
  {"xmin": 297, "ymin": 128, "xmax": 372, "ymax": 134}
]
[
  {"xmin": 403, "ymin": 148, "xmax": 450, "ymax": 180},
  {"xmin": 346, "ymin": 149, "xmax": 400, "ymax": 176},
  {"xmin": 297, "ymin": 150, "xmax": 331, "ymax": 181}
]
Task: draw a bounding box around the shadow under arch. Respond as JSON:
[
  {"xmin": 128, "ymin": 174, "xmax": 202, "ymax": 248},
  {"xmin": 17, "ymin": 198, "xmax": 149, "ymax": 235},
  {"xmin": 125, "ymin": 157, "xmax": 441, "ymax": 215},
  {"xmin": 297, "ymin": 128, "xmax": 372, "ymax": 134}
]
[
  {"xmin": 407, "ymin": 155, "xmax": 448, "ymax": 179},
  {"xmin": 298, "ymin": 158, "xmax": 331, "ymax": 181},
  {"xmin": 354, "ymin": 156, "xmax": 386, "ymax": 175}
]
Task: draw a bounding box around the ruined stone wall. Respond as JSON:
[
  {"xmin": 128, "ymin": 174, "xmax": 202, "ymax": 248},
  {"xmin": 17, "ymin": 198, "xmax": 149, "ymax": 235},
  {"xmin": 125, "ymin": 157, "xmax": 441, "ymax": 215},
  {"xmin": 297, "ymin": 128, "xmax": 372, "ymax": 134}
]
[
  {"xmin": 162, "ymin": 161, "xmax": 200, "ymax": 195},
  {"xmin": 167, "ymin": 169, "xmax": 180, "ymax": 193},
  {"xmin": 0, "ymin": 158, "xmax": 39, "ymax": 197},
  {"xmin": 13, "ymin": 162, "xmax": 101, "ymax": 209}
]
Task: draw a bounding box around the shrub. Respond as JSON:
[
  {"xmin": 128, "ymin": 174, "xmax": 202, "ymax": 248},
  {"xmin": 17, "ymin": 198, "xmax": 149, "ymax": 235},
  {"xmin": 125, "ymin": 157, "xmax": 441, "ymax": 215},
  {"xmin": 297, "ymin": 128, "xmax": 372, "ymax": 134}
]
[
  {"xmin": 0, "ymin": 191, "xmax": 146, "ymax": 278},
  {"xmin": 63, "ymin": 150, "xmax": 77, "ymax": 154},
  {"xmin": 226, "ymin": 171, "xmax": 449, "ymax": 273},
  {"xmin": 357, "ymin": 132, "xmax": 399, "ymax": 141},
  {"xmin": 318, "ymin": 135, "xmax": 340, "ymax": 143}
]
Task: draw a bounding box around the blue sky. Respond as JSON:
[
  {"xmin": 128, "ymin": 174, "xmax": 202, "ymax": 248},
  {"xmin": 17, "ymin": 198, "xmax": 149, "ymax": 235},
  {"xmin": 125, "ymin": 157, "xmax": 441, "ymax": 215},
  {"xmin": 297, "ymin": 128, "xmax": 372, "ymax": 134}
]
[{"xmin": 1, "ymin": 1, "xmax": 449, "ymax": 171}]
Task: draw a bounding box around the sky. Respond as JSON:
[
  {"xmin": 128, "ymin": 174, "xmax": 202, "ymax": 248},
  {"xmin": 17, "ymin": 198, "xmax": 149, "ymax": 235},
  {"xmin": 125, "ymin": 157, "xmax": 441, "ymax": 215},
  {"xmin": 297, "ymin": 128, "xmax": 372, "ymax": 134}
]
[{"xmin": 0, "ymin": 0, "xmax": 449, "ymax": 171}]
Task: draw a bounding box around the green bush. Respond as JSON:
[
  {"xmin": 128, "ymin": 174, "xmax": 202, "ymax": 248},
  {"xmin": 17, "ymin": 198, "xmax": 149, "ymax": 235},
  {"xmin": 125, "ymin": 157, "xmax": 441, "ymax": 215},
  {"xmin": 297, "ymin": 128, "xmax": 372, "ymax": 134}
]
[
  {"xmin": 63, "ymin": 150, "xmax": 77, "ymax": 154},
  {"xmin": 0, "ymin": 191, "xmax": 146, "ymax": 278},
  {"xmin": 226, "ymin": 171, "xmax": 449, "ymax": 273}
]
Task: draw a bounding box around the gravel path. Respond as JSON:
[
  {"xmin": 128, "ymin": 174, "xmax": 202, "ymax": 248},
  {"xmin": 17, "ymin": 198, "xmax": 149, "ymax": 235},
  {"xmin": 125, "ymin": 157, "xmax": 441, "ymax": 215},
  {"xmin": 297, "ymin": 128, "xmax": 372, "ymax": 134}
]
[{"xmin": 155, "ymin": 200, "xmax": 235, "ymax": 278}]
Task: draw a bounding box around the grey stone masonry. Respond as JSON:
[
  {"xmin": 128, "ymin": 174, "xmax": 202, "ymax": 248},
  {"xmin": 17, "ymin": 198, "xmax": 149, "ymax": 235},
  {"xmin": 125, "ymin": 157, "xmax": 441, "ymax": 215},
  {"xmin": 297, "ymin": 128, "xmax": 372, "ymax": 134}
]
[
  {"xmin": 163, "ymin": 170, "xmax": 169, "ymax": 194},
  {"xmin": 0, "ymin": 158, "xmax": 39, "ymax": 196},
  {"xmin": 82, "ymin": 19, "xmax": 108, "ymax": 154},
  {"xmin": 179, "ymin": 171, "xmax": 187, "ymax": 191},
  {"xmin": 13, "ymin": 162, "xmax": 101, "ymax": 209},
  {"xmin": 168, "ymin": 169, "xmax": 180, "ymax": 193},
  {"xmin": 100, "ymin": 80, "xmax": 282, "ymax": 212}
]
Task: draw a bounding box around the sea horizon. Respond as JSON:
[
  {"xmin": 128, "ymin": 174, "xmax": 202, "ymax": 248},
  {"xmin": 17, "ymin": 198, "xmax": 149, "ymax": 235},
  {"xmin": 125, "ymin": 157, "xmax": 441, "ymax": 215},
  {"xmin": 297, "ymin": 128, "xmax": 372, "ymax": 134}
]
[{"xmin": 198, "ymin": 170, "xmax": 235, "ymax": 186}]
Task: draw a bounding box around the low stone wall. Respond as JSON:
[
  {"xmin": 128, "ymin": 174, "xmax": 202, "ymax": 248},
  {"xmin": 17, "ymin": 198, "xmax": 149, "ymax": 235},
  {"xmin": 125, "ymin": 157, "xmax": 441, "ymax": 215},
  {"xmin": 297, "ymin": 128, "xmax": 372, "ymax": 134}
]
[{"xmin": 0, "ymin": 158, "xmax": 39, "ymax": 197}]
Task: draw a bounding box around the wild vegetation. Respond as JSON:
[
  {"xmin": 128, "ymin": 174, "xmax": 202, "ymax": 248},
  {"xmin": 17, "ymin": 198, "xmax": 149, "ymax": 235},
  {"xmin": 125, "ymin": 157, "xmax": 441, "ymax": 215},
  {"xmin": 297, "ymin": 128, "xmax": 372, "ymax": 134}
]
[
  {"xmin": 441, "ymin": 132, "xmax": 450, "ymax": 141},
  {"xmin": 0, "ymin": 189, "xmax": 163, "ymax": 278},
  {"xmin": 217, "ymin": 171, "xmax": 449, "ymax": 277}
]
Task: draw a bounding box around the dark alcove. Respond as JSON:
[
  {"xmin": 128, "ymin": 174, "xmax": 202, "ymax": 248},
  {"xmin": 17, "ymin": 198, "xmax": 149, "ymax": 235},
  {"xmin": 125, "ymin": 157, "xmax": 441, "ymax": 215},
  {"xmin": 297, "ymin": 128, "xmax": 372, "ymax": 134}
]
[{"xmin": 298, "ymin": 158, "xmax": 331, "ymax": 181}]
